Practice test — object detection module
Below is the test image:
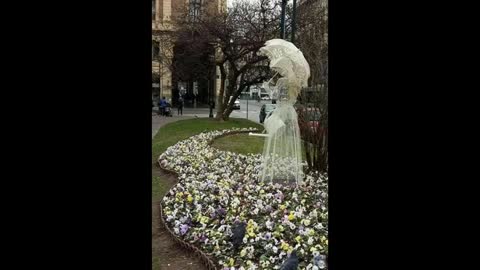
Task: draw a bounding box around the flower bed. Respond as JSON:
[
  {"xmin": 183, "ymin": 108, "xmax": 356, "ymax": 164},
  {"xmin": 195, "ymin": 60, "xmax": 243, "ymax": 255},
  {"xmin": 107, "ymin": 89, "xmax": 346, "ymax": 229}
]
[{"xmin": 159, "ymin": 128, "xmax": 328, "ymax": 270}]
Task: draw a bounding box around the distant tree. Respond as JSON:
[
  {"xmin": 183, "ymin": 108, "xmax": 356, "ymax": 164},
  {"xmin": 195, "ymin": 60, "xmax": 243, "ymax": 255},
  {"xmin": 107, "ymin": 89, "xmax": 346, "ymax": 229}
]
[
  {"xmin": 295, "ymin": 0, "xmax": 328, "ymax": 87},
  {"xmin": 295, "ymin": 0, "xmax": 328, "ymax": 172},
  {"xmin": 171, "ymin": 0, "xmax": 282, "ymax": 120}
]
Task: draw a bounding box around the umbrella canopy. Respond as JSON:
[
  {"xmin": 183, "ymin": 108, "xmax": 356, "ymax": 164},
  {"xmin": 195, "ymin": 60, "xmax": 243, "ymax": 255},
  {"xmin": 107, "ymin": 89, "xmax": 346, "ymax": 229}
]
[{"xmin": 259, "ymin": 39, "xmax": 310, "ymax": 91}]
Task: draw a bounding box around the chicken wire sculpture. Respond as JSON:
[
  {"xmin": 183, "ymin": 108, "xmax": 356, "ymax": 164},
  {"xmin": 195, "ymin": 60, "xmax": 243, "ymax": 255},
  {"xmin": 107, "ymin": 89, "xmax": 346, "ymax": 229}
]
[{"xmin": 257, "ymin": 39, "xmax": 310, "ymax": 186}]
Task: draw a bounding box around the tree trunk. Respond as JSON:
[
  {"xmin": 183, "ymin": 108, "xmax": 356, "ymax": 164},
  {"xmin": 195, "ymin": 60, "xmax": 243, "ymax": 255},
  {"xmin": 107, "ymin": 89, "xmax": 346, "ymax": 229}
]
[
  {"xmin": 217, "ymin": 67, "xmax": 239, "ymax": 121},
  {"xmin": 215, "ymin": 64, "xmax": 227, "ymax": 121},
  {"xmin": 220, "ymin": 82, "xmax": 235, "ymax": 121}
]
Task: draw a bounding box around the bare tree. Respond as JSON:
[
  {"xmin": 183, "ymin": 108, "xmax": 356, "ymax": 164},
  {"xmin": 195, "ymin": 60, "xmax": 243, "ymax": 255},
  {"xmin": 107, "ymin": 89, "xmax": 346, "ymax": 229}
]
[
  {"xmin": 162, "ymin": 0, "xmax": 288, "ymax": 121},
  {"xmin": 170, "ymin": 28, "xmax": 212, "ymax": 83},
  {"xmin": 297, "ymin": 86, "xmax": 328, "ymax": 172},
  {"xmin": 295, "ymin": 0, "xmax": 328, "ymax": 172},
  {"xmin": 295, "ymin": 0, "xmax": 328, "ymax": 87},
  {"xmin": 194, "ymin": 0, "xmax": 282, "ymax": 121}
]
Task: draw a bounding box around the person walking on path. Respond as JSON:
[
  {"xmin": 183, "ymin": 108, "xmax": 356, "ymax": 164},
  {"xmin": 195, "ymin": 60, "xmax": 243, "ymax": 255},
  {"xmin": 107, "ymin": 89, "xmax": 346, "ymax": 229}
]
[
  {"xmin": 158, "ymin": 96, "xmax": 167, "ymax": 116},
  {"xmin": 177, "ymin": 96, "xmax": 184, "ymax": 115},
  {"xmin": 156, "ymin": 99, "xmax": 161, "ymax": 116}
]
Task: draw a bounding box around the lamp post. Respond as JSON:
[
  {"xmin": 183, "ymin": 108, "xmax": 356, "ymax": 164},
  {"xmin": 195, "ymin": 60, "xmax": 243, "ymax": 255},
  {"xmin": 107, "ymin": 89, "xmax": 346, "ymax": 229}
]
[
  {"xmin": 157, "ymin": 40, "xmax": 163, "ymax": 101},
  {"xmin": 291, "ymin": 0, "xmax": 297, "ymax": 44},
  {"xmin": 280, "ymin": 0, "xmax": 298, "ymax": 42},
  {"xmin": 280, "ymin": 0, "xmax": 287, "ymax": 39},
  {"xmin": 209, "ymin": 43, "xmax": 217, "ymax": 118},
  {"xmin": 208, "ymin": 80, "xmax": 214, "ymax": 118}
]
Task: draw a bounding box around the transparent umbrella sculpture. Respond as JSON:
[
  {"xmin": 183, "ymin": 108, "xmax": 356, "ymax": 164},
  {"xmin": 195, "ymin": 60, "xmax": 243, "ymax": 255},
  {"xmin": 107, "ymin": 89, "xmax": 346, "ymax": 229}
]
[{"xmin": 249, "ymin": 39, "xmax": 310, "ymax": 186}]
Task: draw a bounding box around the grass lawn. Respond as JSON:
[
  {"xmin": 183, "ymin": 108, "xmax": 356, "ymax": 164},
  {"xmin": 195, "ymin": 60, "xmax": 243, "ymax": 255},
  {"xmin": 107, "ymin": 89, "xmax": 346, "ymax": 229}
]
[
  {"xmin": 211, "ymin": 133, "xmax": 265, "ymax": 155},
  {"xmin": 211, "ymin": 133, "xmax": 308, "ymax": 159},
  {"xmin": 152, "ymin": 117, "xmax": 263, "ymax": 201},
  {"xmin": 152, "ymin": 176, "xmax": 168, "ymax": 202}
]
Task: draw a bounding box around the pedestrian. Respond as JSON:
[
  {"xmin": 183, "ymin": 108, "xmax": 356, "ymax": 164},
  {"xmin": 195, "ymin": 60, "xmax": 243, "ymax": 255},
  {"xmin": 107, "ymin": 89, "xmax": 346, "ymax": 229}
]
[
  {"xmin": 178, "ymin": 96, "xmax": 184, "ymax": 115},
  {"xmin": 157, "ymin": 98, "xmax": 161, "ymax": 116},
  {"xmin": 209, "ymin": 99, "xmax": 215, "ymax": 118},
  {"xmin": 159, "ymin": 96, "xmax": 167, "ymax": 116}
]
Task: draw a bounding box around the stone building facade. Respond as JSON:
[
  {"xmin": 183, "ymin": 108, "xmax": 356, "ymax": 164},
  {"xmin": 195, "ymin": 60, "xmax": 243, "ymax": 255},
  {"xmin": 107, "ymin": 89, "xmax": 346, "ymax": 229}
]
[{"xmin": 152, "ymin": 0, "xmax": 227, "ymax": 104}]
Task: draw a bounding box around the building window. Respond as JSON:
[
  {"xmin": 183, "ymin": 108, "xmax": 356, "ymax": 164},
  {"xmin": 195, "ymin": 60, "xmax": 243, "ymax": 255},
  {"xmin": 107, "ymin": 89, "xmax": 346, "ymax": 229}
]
[
  {"xmin": 153, "ymin": 42, "xmax": 160, "ymax": 59},
  {"xmin": 152, "ymin": 0, "xmax": 156, "ymax": 20},
  {"xmin": 189, "ymin": 0, "xmax": 202, "ymax": 22}
]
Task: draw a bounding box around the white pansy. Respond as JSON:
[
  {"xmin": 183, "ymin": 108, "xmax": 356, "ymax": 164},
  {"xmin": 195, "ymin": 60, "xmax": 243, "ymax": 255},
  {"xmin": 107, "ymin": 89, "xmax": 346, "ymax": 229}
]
[
  {"xmin": 308, "ymin": 237, "xmax": 314, "ymax": 245},
  {"xmin": 158, "ymin": 128, "xmax": 328, "ymax": 269}
]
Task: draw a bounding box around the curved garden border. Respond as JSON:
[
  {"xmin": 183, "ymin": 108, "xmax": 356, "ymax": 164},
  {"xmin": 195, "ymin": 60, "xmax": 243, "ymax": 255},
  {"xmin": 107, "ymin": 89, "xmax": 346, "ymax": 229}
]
[{"xmin": 157, "ymin": 129, "xmax": 260, "ymax": 270}]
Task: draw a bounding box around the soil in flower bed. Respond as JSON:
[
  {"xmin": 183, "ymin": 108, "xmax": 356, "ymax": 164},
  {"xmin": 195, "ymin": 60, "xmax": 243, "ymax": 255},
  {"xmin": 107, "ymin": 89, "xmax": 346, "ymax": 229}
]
[
  {"xmin": 152, "ymin": 117, "xmax": 210, "ymax": 270},
  {"xmin": 159, "ymin": 128, "xmax": 328, "ymax": 270},
  {"xmin": 152, "ymin": 166, "xmax": 208, "ymax": 270},
  {"xmin": 152, "ymin": 118, "xmax": 263, "ymax": 270}
]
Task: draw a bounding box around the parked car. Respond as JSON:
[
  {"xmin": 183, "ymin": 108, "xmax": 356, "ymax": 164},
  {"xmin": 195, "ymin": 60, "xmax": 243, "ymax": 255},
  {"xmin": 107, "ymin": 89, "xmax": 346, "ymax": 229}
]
[
  {"xmin": 259, "ymin": 104, "xmax": 276, "ymax": 123},
  {"xmin": 248, "ymin": 85, "xmax": 260, "ymax": 99},
  {"xmin": 297, "ymin": 107, "xmax": 322, "ymax": 131},
  {"xmin": 258, "ymin": 86, "xmax": 271, "ymax": 100},
  {"xmin": 234, "ymin": 99, "xmax": 240, "ymax": 109},
  {"xmin": 230, "ymin": 96, "xmax": 241, "ymax": 110}
]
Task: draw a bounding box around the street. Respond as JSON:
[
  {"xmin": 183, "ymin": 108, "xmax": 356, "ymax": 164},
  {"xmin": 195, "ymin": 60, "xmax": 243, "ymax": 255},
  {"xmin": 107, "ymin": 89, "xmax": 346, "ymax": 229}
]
[
  {"xmin": 153, "ymin": 99, "xmax": 273, "ymax": 125},
  {"xmin": 230, "ymin": 99, "xmax": 272, "ymax": 123}
]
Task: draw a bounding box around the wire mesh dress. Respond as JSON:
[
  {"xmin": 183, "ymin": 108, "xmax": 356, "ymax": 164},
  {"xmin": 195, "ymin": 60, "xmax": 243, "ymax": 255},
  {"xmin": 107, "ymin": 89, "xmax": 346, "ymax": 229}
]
[{"xmin": 258, "ymin": 39, "xmax": 310, "ymax": 186}]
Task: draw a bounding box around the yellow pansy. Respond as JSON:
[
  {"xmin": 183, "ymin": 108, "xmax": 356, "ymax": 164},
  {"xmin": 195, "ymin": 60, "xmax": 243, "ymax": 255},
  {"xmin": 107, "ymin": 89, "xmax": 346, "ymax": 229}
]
[
  {"xmin": 240, "ymin": 249, "xmax": 247, "ymax": 257},
  {"xmin": 288, "ymin": 212, "xmax": 295, "ymax": 221},
  {"xmin": 281, "ymin": 242, "xmax": 290, "ymax": 251},
  {"xmin": 187, "ymin": 195, "xmax": 193, "ymax": 203},
  {"xmin": 200, "ymin": 216, "xmax": 209, "ymax": 224},
  {"xmin": 295, "ymin": 236, "xmax": 302, "ymax": 243}
]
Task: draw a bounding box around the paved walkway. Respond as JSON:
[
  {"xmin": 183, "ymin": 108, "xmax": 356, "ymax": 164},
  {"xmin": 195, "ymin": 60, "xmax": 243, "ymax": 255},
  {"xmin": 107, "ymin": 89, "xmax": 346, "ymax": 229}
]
[
  {"xmin": 152, "ymin": 112, "xmax": 208, "ymax": 270},
  {"xmin": 152, "ymin": 114, "xmax": 191, "ymax": 139},
  {"xmin": 152, "ymin": 107, "xmax": 220, "ymax": 138}
]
